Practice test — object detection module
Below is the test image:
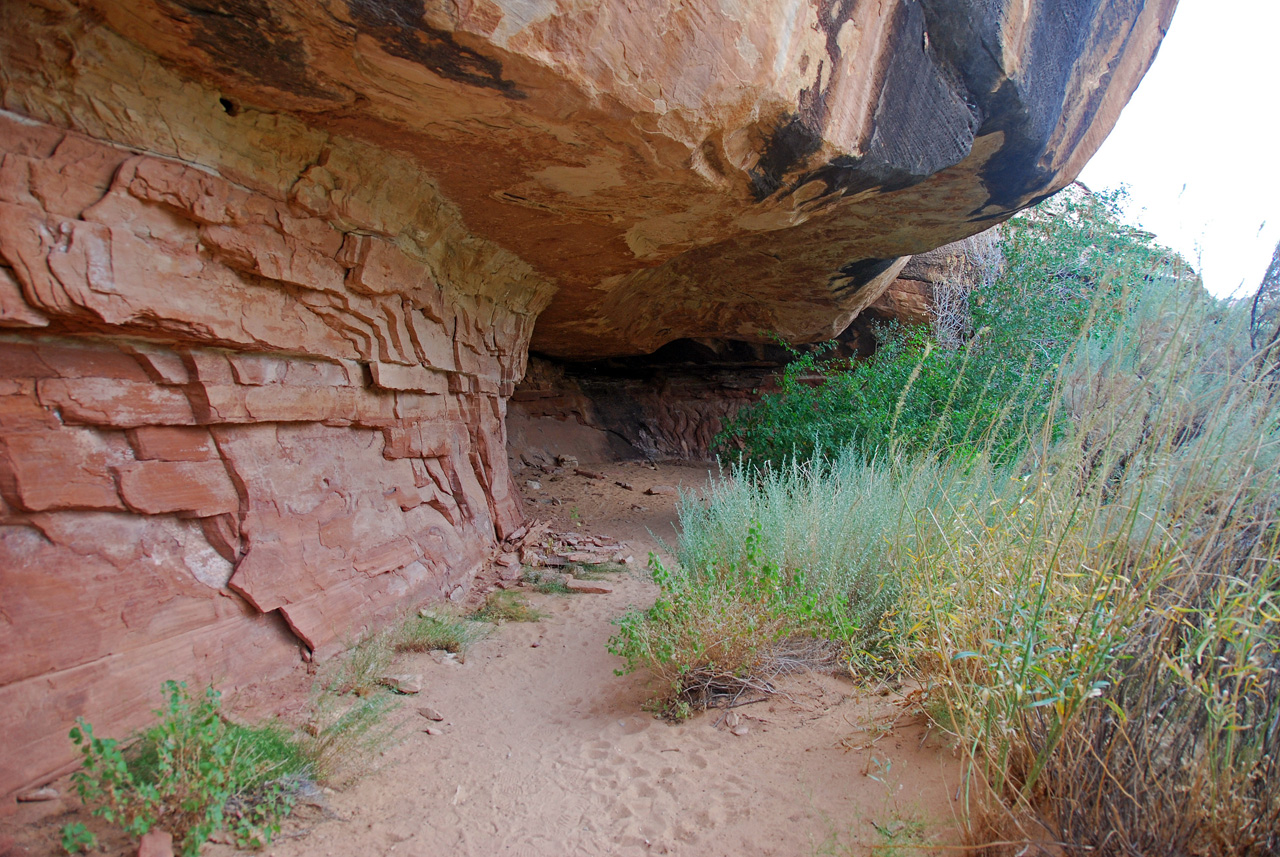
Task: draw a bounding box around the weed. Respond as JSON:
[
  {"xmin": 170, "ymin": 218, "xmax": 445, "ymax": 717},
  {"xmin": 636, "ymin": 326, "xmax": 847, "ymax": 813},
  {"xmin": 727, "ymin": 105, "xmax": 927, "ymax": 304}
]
[
  {"xmin": 870, "ymin": 810, "xmax": 929, "ymax": 856},
  {"xmin": 69, "ymin": 681, "xmax": 309, "ymax": 857},
  {"xmin": 396, "ymin": 609, "xmax": 488, "ymax": 654},
  {"xmin": 59, "ymin": 822, "xmax": 96, "ymax": 854},
  {"xmin": 472, "ymin": 590, "xmax": 543, "ymax": 623}
]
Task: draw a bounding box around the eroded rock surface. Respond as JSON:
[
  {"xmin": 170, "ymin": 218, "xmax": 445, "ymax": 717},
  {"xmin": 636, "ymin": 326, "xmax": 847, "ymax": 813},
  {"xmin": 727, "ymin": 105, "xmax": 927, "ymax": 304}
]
[{"xmin": 0, "ymin": 0, "xmax": 1172, "ymax": 797}]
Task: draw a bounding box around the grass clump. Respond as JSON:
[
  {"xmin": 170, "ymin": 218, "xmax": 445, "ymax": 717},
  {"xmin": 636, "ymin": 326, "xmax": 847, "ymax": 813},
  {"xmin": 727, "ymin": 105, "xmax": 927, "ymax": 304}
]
[
  {"xmin": 472, "ymin": 590, "xmax": 543, "ymax": 623},
  {"xmin": 67, "ymin": 681, "xmax": 310, "ymax": 856},
  {"xmin": 395, "ymin": 608, "xmax": 488, "ymax": 654},
  {"xmin": 523, "ymin": 568, "xmax": 576, "ymax": 594},
  {"xmin": 319, "ymin": 632, "xmax": 396, "ymax": 697}
]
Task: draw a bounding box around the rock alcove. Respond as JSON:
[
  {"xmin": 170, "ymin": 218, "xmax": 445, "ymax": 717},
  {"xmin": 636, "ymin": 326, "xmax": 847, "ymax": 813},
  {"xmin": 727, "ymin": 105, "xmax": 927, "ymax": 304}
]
[{"xmin": 0, "ymin": 0, "xmax": 1175, "ymax": 798}]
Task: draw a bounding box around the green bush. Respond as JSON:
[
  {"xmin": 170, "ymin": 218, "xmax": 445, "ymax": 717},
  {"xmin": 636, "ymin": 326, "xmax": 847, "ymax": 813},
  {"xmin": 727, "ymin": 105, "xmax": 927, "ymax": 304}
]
[
  {"xmin": 715, "ymin": 187, "xmax": 1181, "ymax": 468},
  {"xmin": 68, "ymin": 681, "xmax": 309, "ymax": 856}
]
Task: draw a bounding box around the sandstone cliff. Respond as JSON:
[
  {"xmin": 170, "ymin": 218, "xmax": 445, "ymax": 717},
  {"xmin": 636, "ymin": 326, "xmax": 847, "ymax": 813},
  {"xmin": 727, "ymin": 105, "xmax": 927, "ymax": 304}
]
[{"xmin": 0, "ymin": 0, "xmax": 1173, "ymax": 798}]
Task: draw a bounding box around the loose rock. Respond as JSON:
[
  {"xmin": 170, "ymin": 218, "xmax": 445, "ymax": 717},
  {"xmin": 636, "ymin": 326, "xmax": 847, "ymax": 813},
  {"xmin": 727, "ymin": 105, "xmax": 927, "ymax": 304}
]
[
  {"xmin": 381, "ymin": 674, "xmax": 424, "ymax": 694},
  {"xmin": 418, "ymin": 706, "xmax": 445, "ymax": 721},
  {"xmin": 15, "ymin": 786, "xmax": 58, "ymax": 802},
  {"xmin": 564, "ymin": 577, "xmax": 614, "ymax": 595},
  {"xmin": 645, "ymin": 485, "xmax": 678, "ymax": 496}
]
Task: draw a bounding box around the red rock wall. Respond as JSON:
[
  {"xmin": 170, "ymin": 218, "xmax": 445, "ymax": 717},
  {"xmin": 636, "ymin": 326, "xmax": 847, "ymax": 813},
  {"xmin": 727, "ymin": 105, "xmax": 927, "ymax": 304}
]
[{"xmin": 0, "ymin": 111, "xmax": 548, "ymax": 798}]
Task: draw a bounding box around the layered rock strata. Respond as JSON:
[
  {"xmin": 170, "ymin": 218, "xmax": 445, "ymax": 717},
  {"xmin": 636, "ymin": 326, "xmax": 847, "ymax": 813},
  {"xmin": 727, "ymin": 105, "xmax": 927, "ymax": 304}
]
[
  {"xmin": 0, "ymin": 0, "xmax": 1173, "ymax": 798},
  {"xmin": 0, "ymin": 100, "xmax": 551, "ymax": 800}
]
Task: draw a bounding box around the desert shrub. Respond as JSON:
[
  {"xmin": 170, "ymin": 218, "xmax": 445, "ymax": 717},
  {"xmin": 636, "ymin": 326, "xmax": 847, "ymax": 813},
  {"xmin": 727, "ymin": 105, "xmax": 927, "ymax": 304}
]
[
  {"xmin": 300, "ymin": 693, "xmax": 402, "ymax": 785},
  {"xmin": 609, "ymin": 452, "xmax": 918, "ymax": 714},
  {"xmin": 626, "ymin": 188, "xmax": 1280, "ymax": 851},
  {"xmin": 68, "ymin": 681, "xmax": 309, "ymax": 856},
  {"xmin": 715, "ymin": 187, "xmax": 1178, "ymax": 468}
]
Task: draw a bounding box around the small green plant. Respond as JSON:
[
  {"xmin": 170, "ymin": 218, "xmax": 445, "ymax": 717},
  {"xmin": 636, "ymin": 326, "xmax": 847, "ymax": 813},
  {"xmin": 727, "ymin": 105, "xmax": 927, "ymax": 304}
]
[
  {"xmin": 471, "ymin": 590, "xmax": 543, "ymax": 623},
  {"xmin": 870, "ymin": 810, "xmax": 929, "ymax": 856},
  {"xmin": 396, "ymin": 609, "xmax": 488, "ymax": 655},
  {"xmin": 609, "ymin": 513, "xmax": 886, "ymax": 714},
  {"xmin": 60, "ymin": 822, "xmax": 97, "ymax": 854},
  {"xmin": 69, "ymin": 681, "xmax": 309, "ymax": 857}
]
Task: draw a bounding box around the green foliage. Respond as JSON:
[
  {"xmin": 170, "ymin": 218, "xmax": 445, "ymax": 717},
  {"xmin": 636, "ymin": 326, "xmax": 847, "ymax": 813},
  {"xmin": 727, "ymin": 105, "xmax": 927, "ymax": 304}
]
[
  {"xmin": 617, "ymin": 187, "xmax": 1280, "ymax": 849},
  {"xmin": 69, "ymin": 681, "xmax": 309, "ymax": 856},
  {"xmin": 59, "ymin": 822, "xmax": 96, "ymax": 854},
  {"xmin": 715, "ymin": 187, "xmax": 1181, "ymax": 468}
]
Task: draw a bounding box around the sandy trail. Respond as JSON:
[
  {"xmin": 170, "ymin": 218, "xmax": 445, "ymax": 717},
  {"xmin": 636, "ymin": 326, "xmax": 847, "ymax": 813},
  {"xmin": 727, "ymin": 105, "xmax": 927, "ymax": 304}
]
[{"xmin": 4, "ymin": 462, "xmax": 962, "ymax": 857}]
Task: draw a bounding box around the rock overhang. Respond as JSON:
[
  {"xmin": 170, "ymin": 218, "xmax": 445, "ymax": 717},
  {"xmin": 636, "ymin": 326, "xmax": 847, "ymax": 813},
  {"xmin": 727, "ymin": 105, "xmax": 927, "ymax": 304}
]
[{"xmin": 43, "ymin": 0, "xmax": 1175, "ymax": 359}]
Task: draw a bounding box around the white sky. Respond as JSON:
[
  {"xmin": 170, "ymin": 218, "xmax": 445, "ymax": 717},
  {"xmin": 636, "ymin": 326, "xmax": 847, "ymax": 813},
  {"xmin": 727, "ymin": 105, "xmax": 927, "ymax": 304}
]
[{"xmin": 1077, "ymin": 0, "xmax": 1280, "ymax": 298}]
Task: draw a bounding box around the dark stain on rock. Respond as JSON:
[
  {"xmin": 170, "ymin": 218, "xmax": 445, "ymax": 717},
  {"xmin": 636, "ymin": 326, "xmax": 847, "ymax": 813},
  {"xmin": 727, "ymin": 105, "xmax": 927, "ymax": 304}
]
[
  {"xmin": 830, "ymin": 257, "xmax": 898, "ymax": 296},
  {"xmin": 168, "ymin": 0, "xmax": 335, "ymax": 100},
  {"xmin": 919, "ymin": 0, "xmax": 1138, "ymax": 212},
  {"xmin": 750, "ymin": 116, "xmax": 825, "ymax": 200},
  {"xmin": 748, "ymin": 0, "xmax": 861, "ymax": 200},
  {"xmin": 862, "ymin": 1, "xmax": 977, "ymax": 183},
  {"xmin": 755, "ymin": 0, "xmax": 977, "ymax": 205},
  {"xmin": 347, "ymin": 0, "xmax": 525, "ymax": 99}
]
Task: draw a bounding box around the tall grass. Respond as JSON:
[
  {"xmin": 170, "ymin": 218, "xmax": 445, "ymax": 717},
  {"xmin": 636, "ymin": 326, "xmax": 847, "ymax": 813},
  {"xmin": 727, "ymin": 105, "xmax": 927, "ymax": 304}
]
[
  {"xmin": 908, "ymin": 282, "xmax": 1280, "ymax": 853},
  {"xmin": 616, "ymin": 263, "xmax": 1280, "ymax": 850}
]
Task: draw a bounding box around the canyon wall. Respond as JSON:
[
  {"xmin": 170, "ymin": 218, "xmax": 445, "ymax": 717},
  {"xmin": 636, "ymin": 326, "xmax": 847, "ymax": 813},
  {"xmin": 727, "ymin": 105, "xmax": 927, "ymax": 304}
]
[{"xmin": 1, "ymin": 0, "xmax": 1174, "ymax": 798}]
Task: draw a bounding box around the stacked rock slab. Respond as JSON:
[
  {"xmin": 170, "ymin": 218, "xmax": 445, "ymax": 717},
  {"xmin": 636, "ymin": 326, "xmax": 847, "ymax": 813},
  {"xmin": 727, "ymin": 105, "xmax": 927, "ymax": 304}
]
[{"xmin": 0, "ymin": 0, "xmax": 1173, "ymax": 797}]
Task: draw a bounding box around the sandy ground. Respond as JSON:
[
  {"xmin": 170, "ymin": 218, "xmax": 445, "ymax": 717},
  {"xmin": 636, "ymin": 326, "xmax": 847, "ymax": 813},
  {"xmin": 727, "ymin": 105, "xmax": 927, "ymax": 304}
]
[{"xmin": 3, "ymin": 462, "xmax": 962, "ymax": 857}]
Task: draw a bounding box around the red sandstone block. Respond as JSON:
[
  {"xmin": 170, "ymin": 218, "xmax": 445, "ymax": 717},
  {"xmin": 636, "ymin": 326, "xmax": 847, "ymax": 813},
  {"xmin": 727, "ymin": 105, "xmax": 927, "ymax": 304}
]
[
  {"xmin": 0, "ymin": 428, "xmax": 124, "ymax": 511},
  {"xmin": 369, "ymin": 362, "xmax": 448, "ymax": 394},
  {"xmin": 345, "ymin": 235, "xmax": 436, "ymax": 296},
  {"xmin": 115, "ymin": 460, "xmax": 238, "ymax": 517},
  {"xmin": 37, "ymin": 378, "xmax": 195, "ymax": 427},
  {"xmin": 128, "ymin": 426, "xmax": 218, "ymax": 461},
  {"xmin": 352, "ymin": 536, "xmax": 422, "ymax": 577},
  {"xmin": 0, "ymin": 389, "xmax": 58, "ymax": 432}
]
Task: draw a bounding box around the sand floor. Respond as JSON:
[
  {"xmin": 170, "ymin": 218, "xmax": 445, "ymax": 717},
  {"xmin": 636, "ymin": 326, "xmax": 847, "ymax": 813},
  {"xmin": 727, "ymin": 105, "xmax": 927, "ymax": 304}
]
[{"xmin": 3, "ymin": 462, "xmax": 963, "ymax": 857}]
